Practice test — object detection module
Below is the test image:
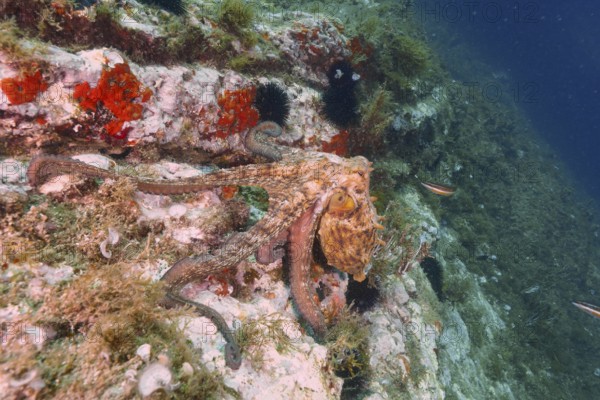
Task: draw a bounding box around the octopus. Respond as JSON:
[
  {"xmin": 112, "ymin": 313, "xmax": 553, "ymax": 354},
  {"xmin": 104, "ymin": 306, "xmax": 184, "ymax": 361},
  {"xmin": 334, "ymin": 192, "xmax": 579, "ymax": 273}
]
[{"xmin": 27, "ymin": 122, "xmax": 384, "ymax": 369}]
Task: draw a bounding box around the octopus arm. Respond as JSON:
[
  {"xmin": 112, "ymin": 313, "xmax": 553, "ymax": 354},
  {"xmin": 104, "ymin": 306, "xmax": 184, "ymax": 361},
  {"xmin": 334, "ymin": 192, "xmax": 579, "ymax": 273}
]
[
  {"xmin": 161, "ymin": 193, "xmax": 307, "ymax": 291},
  {"xmin": 287, "ymin": 201, "xmax": 327, "ymax": 337},
  {"xmin": 27, "ymin": 154, "xmax": 296, "ymax": 195},
  {"xmin": 256, "ymin": 230, "xmax": 289, "ymax": 264},
  {"xmin": 28, "ymin": 154, "xmax": 118, "ymax": 186}
]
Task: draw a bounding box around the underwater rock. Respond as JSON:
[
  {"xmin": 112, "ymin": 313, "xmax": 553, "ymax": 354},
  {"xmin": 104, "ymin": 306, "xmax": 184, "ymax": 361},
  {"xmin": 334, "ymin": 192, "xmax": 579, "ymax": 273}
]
[
  {"xmin": 0, "ymin": 41, "xmax": 347, "ymax": 159},
  {"xmin": 150, "ymin": 161, "xmax": 208, "ymax": 180},
  {"xmin": 386, "ymin": 281, "xmax": 410, "ymax": 306},
  {"xmin": 167, "ymin": 204, "xmax": 187, "ymax": 219},
  {"xmin": 181, "ymin": 362, "xmax": 194, "ymax": 377},
  {"xmin": 1, "ymin": 159, "xmax": 27, "ymax": 184},
  {"xmin": 392, "ymin": 97, "xmax": 440, "ymax": 134},
  {"xmin": 39, "ymin": 264, "xmax": 74, "ymax": 286},
  {"xmin": 131, "ymin": 162, "xmax": 249, "ymax": 248},
  {"xmin": 136, "ymin": 344, "xmax": 152, "ymax": 363},
  {"xmin": 269, "ymin": 17, "xmax": 351, "ymax": 86},
  {"xmin": 71, "ymin": 154, "xmax": 114, "ymax": 170},
  {"xmin": 37, "ymin": 174, "xmax": 81, "ymax": 195},
  {"xmin": 8, "ymin": 369, "xmax": 45, "ymax": 393},
  {"xmin": 33, "ymin": 154, "xmax": 112, "ymax": 196},
  {"xmin": 0, "ymin": 184, "xmax": 27, "ymax": 216},
  {"xmin": 276, "ymin": 83, "xmax": 340, "ymax": 148},
  {"xmin": 178, "ymin": 286, "xmax": 343, "ymax": 398},
  {"xmin": 170, "ymin": 226, "xmax": 206, "ymax": 245},
  {"xmin": 364, "ymin": 272, "xmax": 445, "ymax": 399},
  {"xmin": 137, "ymin": 362, "xmax": 174, "ymax": 397},
  {"xmin": 0, "ymin": 3, "xmax": 470, "ymax": 398},
  {"xmin": 0, "ymin": 46, "xmax": 221, "ymax": 151},
  {"xmin": 360, "ymin": 188, "xmax": 445, "ymax": 399}
]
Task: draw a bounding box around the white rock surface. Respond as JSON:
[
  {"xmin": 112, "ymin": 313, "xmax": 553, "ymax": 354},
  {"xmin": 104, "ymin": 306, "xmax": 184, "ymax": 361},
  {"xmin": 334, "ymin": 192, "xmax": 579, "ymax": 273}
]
[
  {"xmin": 136, "ymin": 344, "xmax": 152, "ymax": 363},
  {"xmin": 72, "ymin": 154, "xmax": 114, "ymax": 170},
  {"xmin": 178, "ymin": 280, "xmax": 343, "ymax": 399},
  {"xmin": 137, "ymin": 362, "xmax": 174, "ymax": 397},
  {"xmin": 1, "ymin": 159, "xmax": 27, "ymax": 184}
]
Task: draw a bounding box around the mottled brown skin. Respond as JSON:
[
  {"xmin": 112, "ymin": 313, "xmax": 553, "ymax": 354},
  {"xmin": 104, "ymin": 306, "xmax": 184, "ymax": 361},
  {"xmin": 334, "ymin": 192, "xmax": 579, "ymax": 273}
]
[
  {"xmin": 244, "ymin": 120, "xmax": 284, "ymax": 161},
  {"xmin": 27, "ymin": 130, "xmax": 380, "ymax": 366}
]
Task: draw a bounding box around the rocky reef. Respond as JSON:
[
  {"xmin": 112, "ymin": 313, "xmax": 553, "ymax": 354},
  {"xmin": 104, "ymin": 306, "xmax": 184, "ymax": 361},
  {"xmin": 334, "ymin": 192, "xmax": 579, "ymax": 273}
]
[{"xmin": 2, "ymin": 1, "xmax": 600, "ymax": 400}]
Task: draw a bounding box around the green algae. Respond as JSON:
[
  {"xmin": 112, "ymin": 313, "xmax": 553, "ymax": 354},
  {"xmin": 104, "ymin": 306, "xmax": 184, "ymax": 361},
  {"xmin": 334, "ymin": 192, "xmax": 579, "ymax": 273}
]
[
  {"xmin": 0, "ymin": 18, "xmax": 40, "ymax": 60},
  {"xmin": 165, "ymin": 23, "xmax": 207, "ymax": 63},
  {"xmin": 228, "ymin": 53, "xmax": 257, "ymax": 72},
  {"xmin": 235, "ymin": 314, "xmax": 298, "ymax": 368},
  {"xmin": 238, "ymin": 186, "xmax": 269, "ymax": 213},
  {"xmin": 7, "ymin": 261, "xmax": 234, "ymax": 398},
  {"xmin": 351, "ymin": 86, "xmax": 396, "ymax": 157},
  {"xmin": 326, "ymin": 307, "xmax": 372, "ymax": 398},
  {"xmin": 378, "ymin": 34, "xmax": 430, "ymax": 78},
  {"xmin": 217, "ymin": 0, "xmax": 255, "ymax": 35}
]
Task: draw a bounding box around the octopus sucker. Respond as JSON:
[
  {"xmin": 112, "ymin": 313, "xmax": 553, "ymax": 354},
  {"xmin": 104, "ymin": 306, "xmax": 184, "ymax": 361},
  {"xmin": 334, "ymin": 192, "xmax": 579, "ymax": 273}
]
[{"xmin": 27, "ymin": 127, "xmax": 380, "ymax": 367}]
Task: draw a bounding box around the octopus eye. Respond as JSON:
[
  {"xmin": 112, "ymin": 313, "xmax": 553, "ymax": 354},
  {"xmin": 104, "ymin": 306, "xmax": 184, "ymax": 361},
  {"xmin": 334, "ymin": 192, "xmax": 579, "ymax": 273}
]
[{"xmin": 329, "ymin": 191, "xmax": 356, "ymax": 212}]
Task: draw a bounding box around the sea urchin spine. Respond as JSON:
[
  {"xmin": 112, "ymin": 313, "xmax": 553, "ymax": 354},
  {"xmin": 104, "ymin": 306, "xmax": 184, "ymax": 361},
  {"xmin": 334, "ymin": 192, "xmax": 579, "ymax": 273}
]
[{"xmin": 254, "ymin": 82, "xmax": 291, "ymax": 126}]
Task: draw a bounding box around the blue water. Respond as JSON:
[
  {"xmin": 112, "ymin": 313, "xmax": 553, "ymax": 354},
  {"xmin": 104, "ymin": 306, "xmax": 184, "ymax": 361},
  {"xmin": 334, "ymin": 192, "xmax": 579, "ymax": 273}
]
[
  {"xmin": 416, "ymin": 0, "xmax": 600, "ymax": 202},
  {"xmin": 411, "ymin": 2, "xmax": 600, "ymax": 397}
]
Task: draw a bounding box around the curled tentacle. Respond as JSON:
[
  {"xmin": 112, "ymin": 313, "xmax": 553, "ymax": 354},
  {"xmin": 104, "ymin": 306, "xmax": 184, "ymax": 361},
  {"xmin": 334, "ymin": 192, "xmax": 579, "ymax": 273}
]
[
  {"xmin": 165, "ymin": 291, "xmax": 242, "ymax": 369},
  {"xmin": 245, "ymin": 121, "xmax": 284, "ymax": 161}
]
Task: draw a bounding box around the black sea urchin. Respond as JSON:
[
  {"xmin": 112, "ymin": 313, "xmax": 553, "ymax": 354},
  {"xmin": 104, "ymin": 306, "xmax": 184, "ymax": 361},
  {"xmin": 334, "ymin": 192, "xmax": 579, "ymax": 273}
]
[
  {"xmin": 322, "ymin": 88, "xmax": 359, "ymax": 128},
  {"xmin": 254, "ymin": 82, "xmax": 291, "ymax": 126},
  {"xmin": 322, "ymin": 60, "xmax": 360, "ymax": 128},
  {"xmin": 326, "ymin": 60, "xmax": 359, "ymax": 90},
  {"xmin": 139, "ymin": 0, "xmax": 187, "ymax": 16}
]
